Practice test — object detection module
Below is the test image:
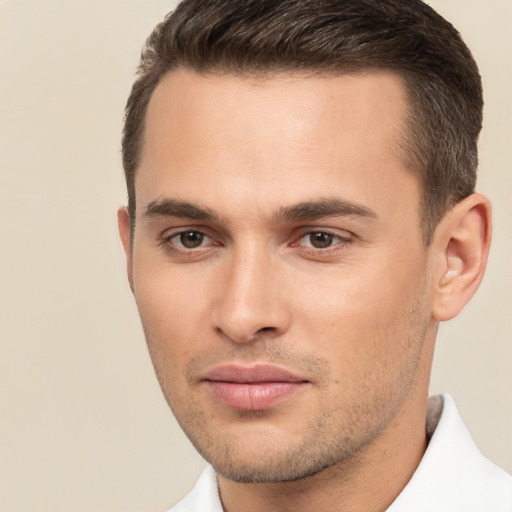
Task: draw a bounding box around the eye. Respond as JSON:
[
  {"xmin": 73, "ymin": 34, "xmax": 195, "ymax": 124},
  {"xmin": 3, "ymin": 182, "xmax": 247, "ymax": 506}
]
[
  {"xmin": 168, "ymin": 230, "xmax": 212, "ymax": 249},
  {"xmin": 296, "ymin": 230, "xmax": 350, "ymax": 249},
  {"xmin": 306, "ymin": 232, "xmax": 335, "ymax": 248}
]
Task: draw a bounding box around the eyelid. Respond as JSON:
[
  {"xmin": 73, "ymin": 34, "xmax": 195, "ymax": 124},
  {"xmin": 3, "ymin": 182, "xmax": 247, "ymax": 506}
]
[
  {"xmin": 160, "ymin": 226, "xmax": 220, "ymax": 250},
  {"xmin": 288, "ymin": 228, "xmax": 355, "ymax": 257},
  {"xmin": 158, "ymin": 224, "xmax": 354, "ymax": 252},
  {"xmin": 293, "ymin": 227, "xmax": 352, "ymax": 243}
]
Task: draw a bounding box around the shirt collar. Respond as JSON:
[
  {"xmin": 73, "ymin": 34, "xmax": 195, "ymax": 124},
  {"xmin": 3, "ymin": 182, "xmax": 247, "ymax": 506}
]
[{"xmin": 387, "ymin": 393, "xmax": 512, "ymax": 511}]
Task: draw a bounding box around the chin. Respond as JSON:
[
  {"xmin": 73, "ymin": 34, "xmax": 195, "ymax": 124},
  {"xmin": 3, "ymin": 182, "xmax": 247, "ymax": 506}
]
[
  {"xmin": 213, "ymin": 458, "xmax": 334, "ymax": 484},
  {"xmin": 195, "ymin": 435, "xmax": 356, "ymax": 484}
]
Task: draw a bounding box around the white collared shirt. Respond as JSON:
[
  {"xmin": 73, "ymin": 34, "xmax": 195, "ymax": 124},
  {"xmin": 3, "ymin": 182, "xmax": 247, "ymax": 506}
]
[{"xmin": 168, "ymin": 394, "xmax": 512, "ymax": 511}]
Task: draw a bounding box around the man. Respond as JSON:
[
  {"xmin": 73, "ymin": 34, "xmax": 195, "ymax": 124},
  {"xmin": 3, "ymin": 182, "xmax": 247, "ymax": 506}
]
[{"xmin": 117, "ymin": 0, "xmax": 512, "ymax": 510}]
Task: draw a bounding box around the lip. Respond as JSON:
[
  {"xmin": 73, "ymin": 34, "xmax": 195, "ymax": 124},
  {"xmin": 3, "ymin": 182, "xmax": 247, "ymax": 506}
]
[{"xmin": 202, "ymin": 364, "xmax": 309, "ymax": 411}]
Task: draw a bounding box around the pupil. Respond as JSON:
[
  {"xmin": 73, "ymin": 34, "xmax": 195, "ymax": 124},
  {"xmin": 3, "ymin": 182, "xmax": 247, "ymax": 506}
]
[
  {"xmin": 181, "ymin": 231, "xmax": 203, "ymax": 248},
  {"xmin": 310, "ymin": 232, "xmax": 333, "ymax": 248}
]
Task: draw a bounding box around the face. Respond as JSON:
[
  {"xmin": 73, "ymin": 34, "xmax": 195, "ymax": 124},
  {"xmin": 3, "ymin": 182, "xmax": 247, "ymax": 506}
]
[{"xmin": 120, "ymin": 69, "xmax": 438, "ymax": 483}]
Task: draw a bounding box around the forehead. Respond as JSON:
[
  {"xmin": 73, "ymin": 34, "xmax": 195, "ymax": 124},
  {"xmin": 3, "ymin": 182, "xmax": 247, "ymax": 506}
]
[
  {"xmin": 143, "ymin": 69, "xmax": 408, "ymax": 161},
  {"xmin": 136, "ymin": 69, "xmax": 418, "ymax": 225}
]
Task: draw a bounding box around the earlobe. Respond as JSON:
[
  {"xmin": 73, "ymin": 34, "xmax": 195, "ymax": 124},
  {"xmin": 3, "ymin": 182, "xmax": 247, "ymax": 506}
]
[
  {"xmin": 431, "ymin": 193, "xmax": 491, "ymax": 322},
  {"xmin": 117, "ymin": 206, "xmax": 134, "ymax": 293}
]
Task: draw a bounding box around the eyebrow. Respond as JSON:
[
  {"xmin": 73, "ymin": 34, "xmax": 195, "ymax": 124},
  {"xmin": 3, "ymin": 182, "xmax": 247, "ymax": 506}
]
[
  {"xmin": 144, "ymin": 199, "xmax": 219, "ymax": 221},
  {"xmin": 274, "ymin": 198, "xmax": 378, "ymax": 223},
  {"xmin": 142, "ymin": 197, "xmax": 377, "ymax": 224}
]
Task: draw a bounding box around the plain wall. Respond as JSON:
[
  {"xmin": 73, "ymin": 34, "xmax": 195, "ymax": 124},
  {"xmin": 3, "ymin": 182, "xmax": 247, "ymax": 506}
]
[{"xmin": 0, "ymin": 1, "xmax": 510, "ymax": 511}]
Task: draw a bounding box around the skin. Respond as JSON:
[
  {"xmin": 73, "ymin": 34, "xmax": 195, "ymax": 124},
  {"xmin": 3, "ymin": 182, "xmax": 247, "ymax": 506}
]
[{"xmin": 118, "ymin": 69, "xmax": 491, "ymax": 512}]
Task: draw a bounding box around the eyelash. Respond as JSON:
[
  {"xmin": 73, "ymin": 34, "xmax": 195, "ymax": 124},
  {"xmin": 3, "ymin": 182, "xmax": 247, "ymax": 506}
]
[
  {"xmin": 160, "ymin": 228, "xmax": 353, "ymax": 255},
  {"xmin": 161, "ymin": 229, "xmax": 218, "ymax": 252},
  {"xmin": 293, "ymin": 230, "xmax": 351, "ymax": 251}
]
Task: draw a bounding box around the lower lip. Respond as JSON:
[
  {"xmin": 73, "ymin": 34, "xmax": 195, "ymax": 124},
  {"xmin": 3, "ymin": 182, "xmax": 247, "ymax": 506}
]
[{"xmin": 205, "ymin": 381, "xmax": 308, "ymax": 410}]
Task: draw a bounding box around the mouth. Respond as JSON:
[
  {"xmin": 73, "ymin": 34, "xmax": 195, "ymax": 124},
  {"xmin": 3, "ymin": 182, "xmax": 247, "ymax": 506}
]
[{"xmin": 202, "ymin": 364, "xmax": 310, "ymax": 411}]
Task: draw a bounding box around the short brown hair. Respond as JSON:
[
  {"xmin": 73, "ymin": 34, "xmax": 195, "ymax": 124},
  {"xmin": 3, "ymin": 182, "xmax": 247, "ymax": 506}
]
[{"xmin": 122, "ymin": 0, "xmax": 483, "ymax": 243}]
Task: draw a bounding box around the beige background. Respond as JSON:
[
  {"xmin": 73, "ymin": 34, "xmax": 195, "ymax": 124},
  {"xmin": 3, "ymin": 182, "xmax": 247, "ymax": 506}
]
[{"xmin": 0, "ymin": 0, "xmax": 510, "ymax": 511}]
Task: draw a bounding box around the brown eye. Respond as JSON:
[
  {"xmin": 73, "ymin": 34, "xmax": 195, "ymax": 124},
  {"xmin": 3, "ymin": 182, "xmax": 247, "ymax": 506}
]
[
  {"xmin": 294, "ymin": 230, "xmax": 351, "ymax": 251},
  {"xmin": 178, "ymin": 231, "xmax": 205, "ymax": 248},
  {"xmin": 308, "ymin": 232, "xmax": 335, "ymax": 248}
]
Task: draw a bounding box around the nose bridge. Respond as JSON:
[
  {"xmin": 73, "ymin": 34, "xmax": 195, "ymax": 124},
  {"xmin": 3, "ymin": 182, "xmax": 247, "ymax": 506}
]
[{"xmin": 213, "ymin": 238, "xmax": 289, "ymax": 343}]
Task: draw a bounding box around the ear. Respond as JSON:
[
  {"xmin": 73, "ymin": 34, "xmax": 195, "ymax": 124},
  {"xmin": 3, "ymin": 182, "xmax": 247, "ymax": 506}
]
[
  {"xmin": 431, "ymin": 193, "xmax": 491, "ymax": 322},
  {"xmin": 117, "ymin": 206, "xmax": 134, "ymax": 293}
]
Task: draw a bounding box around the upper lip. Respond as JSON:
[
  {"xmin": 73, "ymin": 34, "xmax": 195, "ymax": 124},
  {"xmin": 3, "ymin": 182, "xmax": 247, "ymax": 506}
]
[{"xmin": 202, "ymin": 364, "xmax": 307, "ymax": 383}]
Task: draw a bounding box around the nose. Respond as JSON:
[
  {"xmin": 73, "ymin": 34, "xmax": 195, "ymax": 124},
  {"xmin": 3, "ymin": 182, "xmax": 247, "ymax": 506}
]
[{"xmin": 212, "ymin": 243, "xmax": 291, "ymax": 344}]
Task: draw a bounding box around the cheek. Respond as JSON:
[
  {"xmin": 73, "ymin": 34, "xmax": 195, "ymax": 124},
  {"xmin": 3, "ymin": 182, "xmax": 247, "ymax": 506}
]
[
  {"xmin": 295, "ymin": 273, "xmax": 429, "ymax": 437},
  {"xmin": 292, "ymin": 255, "xmax": 429, "ymax": 379},
  {"xmin": 132, "ymin": 264, "xmax": 213, "ymax": 382},
  {"xmin": 134, "ymin": 253, "xmax": 211, "ymax": 329}
]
